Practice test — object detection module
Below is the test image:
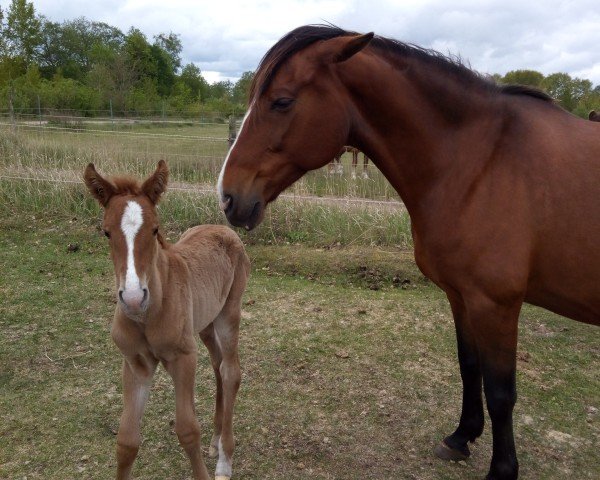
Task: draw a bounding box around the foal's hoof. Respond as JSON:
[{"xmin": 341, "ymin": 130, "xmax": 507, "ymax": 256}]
[
  {"xmin": 208, "ymin": 445, "xmax": 219, "ymax": 458},
  {"xmin": 215, "ymin": 476, "xmax": 230, "ymax": 480},
  {"xmin": 434, "ymin": 441, "xmax": 469, "ymax": 461}
]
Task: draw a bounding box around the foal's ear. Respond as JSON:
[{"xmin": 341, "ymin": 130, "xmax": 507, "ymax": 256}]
[
  {"xmin": 84, "ymin": 163, "xmax": 116, "ymax": 207},
  {"xmin": 317, "ymin": 32, "xmax": 374, "ymax": 64},
  {"xmin": 142, "ymin": 160, "xmax": 169, "ymax": 204}
]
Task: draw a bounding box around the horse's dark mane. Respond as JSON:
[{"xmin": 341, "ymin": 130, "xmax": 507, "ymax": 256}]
[{"xmin": 250, "ymin": 24, "xmax": 553, "ymax": 103}]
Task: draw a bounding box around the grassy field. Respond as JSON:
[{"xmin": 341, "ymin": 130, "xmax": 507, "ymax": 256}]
[
  {"xmin": 1, "ymin": 213, "xmax": 598, "ymax": 480},
  {"xmin": 0, "ymin": 122, "xmax": 398, "ymax": 200}
]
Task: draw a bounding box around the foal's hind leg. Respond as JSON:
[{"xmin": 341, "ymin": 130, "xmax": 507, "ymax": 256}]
[
  {"xmin": 212, "ymin": 269, "xmax": 245, "ymax": 480},
  {"xmin": 435, "ymin": 294, "xmax": 484, "ymax": 461},
  {"xmin": 199, "ymin": 324, "xmax": 224, "ymax": 459}
]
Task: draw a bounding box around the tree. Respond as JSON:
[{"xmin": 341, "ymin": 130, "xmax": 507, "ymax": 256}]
[
  {"xmin": 124, "ymin": 27, "xmax": 156, "ymax": 81},
  {"xmin": 4, "ymin": 0, "xmax": 42, "ymax": 66},
  {"xmin": 501, "ymin": 70, "xmax": 544, "ymax": 88},
  {"xmin": 154, "ymin": 32, "xmax": 182, "ymax": 72},
  {"xmin": 542, "ymin": 73, "xmax": 592, "ymax": 112},
  {"xmin": 232, "ymin": 71, "xmax": 254, "ymax": 105},
  {"xmin": 180, "ymin": 63, "xmax": 209, "ymax": 101}
]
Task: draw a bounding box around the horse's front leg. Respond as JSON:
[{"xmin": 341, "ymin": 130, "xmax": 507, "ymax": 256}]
[
  {"xmin": 435, "ymin": 293, "xmax": 484, "ymax": 461},
  {"xmin": 164, "ymin": 350, "xmax": 211, "ymax": 480},
  {"xmin": 470, "ymin": 295, "xmax": 520, "ymax": 480},
  {"xmin": 116, "ymin": 355, "xmax": 157, "ymax": 480}
]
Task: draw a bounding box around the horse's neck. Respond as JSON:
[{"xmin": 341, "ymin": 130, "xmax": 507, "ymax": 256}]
[{"xmin": 341, "ymin": 53, "xmax": 505, "ymax": 215}]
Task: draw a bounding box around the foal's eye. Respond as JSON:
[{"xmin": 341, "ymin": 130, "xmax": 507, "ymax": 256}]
[
  {"xmin": 103, "ymin": 230, "xmax": 111, "ymax": 239},
  {"xmin": 271, "ymin": 97, "xmax": 294, "ymax": 111},
  {"xmin": 153, "ymin": 227, "xmax": 159, "ymax": 236}
]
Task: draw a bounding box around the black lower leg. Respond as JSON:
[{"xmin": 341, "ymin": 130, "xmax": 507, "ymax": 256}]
[
  {"xmin": 484, "ymin": 365, "xmax": 518, "ymax": 480},
  {"xmin": 443, "ymin": 321, "xmax": 484, "ymax": 457}
]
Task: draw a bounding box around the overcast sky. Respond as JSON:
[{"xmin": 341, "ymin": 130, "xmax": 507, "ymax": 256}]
[{"xmin": 2, "ymin": 0, "xmax": 599, "ymax": 85}]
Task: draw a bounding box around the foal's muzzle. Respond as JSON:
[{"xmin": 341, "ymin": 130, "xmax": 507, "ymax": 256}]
[
  {"xmin": 221, "ymin": 192, "xmax": 263, "ymax": 230},
  {"xmin": 119, "ymin": 287, "xmax": 149, "ymax": 315}
]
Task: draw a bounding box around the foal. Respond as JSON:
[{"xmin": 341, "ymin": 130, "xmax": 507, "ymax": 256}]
[{"xmin": 84, "ymin": 160, "xmax": 250, "ymax": 480}]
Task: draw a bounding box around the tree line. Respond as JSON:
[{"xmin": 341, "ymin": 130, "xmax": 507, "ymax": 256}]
[
  {"xmin": 1, "ymin": 0, "xmax": 598, "ymax": 119},
  {"xmin": 0, "ymin": 0, "xmax": 252, "ymax": 117}
]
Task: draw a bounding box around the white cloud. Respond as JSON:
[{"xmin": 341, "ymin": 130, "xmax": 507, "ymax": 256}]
[{"xmin": 1, "ymin": 0, "xmax": 599, "ymax": 85}]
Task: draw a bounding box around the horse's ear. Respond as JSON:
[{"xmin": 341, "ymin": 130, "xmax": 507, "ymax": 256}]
[
  {"xmin": 318, "ymin": 32, "xmax": 374, "ymax": 64},
  {"xmin": 142, "ymin": 160, "xmax": 169, "ymax": 204},
  {"xmin": 84, "ymin": 163, "xmax": 115, "ymax": 207}
]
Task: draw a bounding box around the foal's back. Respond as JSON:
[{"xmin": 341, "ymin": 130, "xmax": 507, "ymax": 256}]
[{"xmin": 172, "ymin": 224, "xmax": 250, "ymax": 331}]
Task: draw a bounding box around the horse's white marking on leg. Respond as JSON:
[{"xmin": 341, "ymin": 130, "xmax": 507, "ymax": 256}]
[
  {"xmin": 120, "ymin": 200, "xmax": 144, "ymax": 290},
  {"xmin": 217, "ymin": 103, "xmax": 254, "ymax": 199},
  {"xmin": 215, "ymin": 436, "xmax": 232, "ymax": 478}
]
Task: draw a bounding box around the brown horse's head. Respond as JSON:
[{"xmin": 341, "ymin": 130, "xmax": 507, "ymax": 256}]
[
  {"xmin": 218, "ymin": 26, "xmax": 373, "ymax": 229},
  {"xmin": 84, "ymin": 161, "xmax": 168, "ymax": 318},
  {"xmin": 589, "ymin": 110, "xmax": 600, "ymax": 122}
]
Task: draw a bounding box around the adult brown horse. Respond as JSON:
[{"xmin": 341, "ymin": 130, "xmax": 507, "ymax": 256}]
[{"xmin": 217, "ymin": 25, "xmax": 600, "ymax": 480}]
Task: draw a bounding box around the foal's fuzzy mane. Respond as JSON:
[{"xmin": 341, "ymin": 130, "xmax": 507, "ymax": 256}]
[
  {"xmin": 109, "ymin": 176, "xmax": 143, "ymax": 196},
  {"xmin": 250, "ymin": 24, "xmax": 553, "ymax": 103}
]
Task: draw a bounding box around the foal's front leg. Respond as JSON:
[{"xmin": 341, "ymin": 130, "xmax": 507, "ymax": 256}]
[
  {"xmin": 116, "ymin": 355, "xmax": 158, "ymax": 480},
  {"xmin": 164, "ymin": 351, "xmax": 211, "ymax": 480}
]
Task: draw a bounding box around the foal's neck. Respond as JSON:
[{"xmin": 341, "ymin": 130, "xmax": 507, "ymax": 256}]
[
  {"xmin": 340, "ymin": 52, "xmax": 506, "ymax": 215},
  {"xmin": 143, "ymin": 240, "xmax": 170, "ymax": 321}
]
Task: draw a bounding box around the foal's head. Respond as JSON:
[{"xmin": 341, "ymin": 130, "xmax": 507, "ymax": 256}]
[{"xmin": 84, "ymin": 161, "xmax": 169, "ymax": 318}]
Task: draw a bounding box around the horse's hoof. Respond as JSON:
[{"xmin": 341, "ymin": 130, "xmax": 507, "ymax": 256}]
[
  {"xmin": 434, "ymin": 441, "xmax": 469, "ymax": 461},
  {"xmin": 208, "ymin": 445, "xmax": 219, "ymax": 458},
  {"xmin": 215, "ymin": 476, "xmax": 230, "ymax": 480}
]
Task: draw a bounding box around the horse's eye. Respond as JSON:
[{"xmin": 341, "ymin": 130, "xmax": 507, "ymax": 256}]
[
  {"xmin": 103, "ymin": 230, "xmax": 111, "ymax": 239},
  {"xmin": 153, "ymin": 227, "xmax": 159, "ymax": 236},
  {"xmin": 271, "ymin": 97, "xmax": 294, "ymax": 111}
]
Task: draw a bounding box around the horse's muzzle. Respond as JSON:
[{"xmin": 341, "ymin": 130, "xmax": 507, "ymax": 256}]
[
  {"xmin": 119, "ymin": 287, "xmax": 149, "ymax": 316},
  {"xmin": 221, "ymin": 193, "xmax": 263, "ymax": 230}
]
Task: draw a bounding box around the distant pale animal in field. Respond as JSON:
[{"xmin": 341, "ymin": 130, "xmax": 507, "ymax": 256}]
[
  {"xmin": 84, "ymin": 160, "xmax": 249, "ymax": 480},
  {"xmin": 329, "ymin": 145, "xmax": 370, "ymax": 178}
]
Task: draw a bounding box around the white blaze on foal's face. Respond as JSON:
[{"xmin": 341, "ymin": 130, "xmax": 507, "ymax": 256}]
[{"xmin": 120, "ymin": 200, "xmax": 144, "ymax": 290}]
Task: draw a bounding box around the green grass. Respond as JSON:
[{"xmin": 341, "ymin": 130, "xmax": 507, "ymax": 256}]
[
  {"xmin": 0, "ymin": 177, "xmax": 413, "ymax": 248},
  {"xmin": 0, "ymin": 123, "xmax": 398, "ymax": 200},
  {"xmin": 1, "ymin": 215, "xmax": 598, "ymax": 480}
]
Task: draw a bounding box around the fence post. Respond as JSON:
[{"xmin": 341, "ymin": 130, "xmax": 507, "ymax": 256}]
[
  {"xmin": 162, "ymin": 100, "xmax": 166, "ymax": 123},
  {"xmin": 37, "ymin": 94, "xmax": 42, "ymax": 125},
  {"xmin": 228, "ymin": 114, "xmax": 237, "ymax": 148},
  {"xmin": 9, "ymin": 84, "xmax": 15, "ymax": 132},
  {"xmin": 110, "ymin": 99, "xmax": 114, "ymax": 127}
]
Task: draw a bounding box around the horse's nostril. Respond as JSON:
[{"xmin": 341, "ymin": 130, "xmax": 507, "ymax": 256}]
[
  {"xmin": 221, "ymin": 194, "xmax": 233, "ymax": 214},
  {"xmin": 119, "ymin": 290, "xmax": 124, "ymax": 303},
  {"xmin": 142, "ymin": 288, "xmax": 148, "ymax": 304}
]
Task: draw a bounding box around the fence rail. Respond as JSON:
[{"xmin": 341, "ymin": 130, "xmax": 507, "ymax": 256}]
[{"xmin": 0, "ymin": 115, "xmax": 400, "ymax": 202}]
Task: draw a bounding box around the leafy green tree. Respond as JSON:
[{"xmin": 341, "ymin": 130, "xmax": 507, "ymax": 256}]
[
  {"xmin": 232, "ymin": 71, "xmax": 254, "ymax": 105},
  {"xmin": 154, "ymin": 32, "xmax": 182, "ymax": 72},
  {"xmin": 5, "ymin": 0, "xmax": 42, "ymax": 66},
  {"xmin": 542, "ymin": 72, "xmax": 592, "ymax": 112},
  {"xmin": 124, "ymin": 27, "xmax": 156, "ymax": 81},
  {"xmin": 180, "ymin": 63, "xmax": 209, "ymax": 100},
  {"xmin": 502, "ymin": 70, "xmax": 544, "ymax": 88}
]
